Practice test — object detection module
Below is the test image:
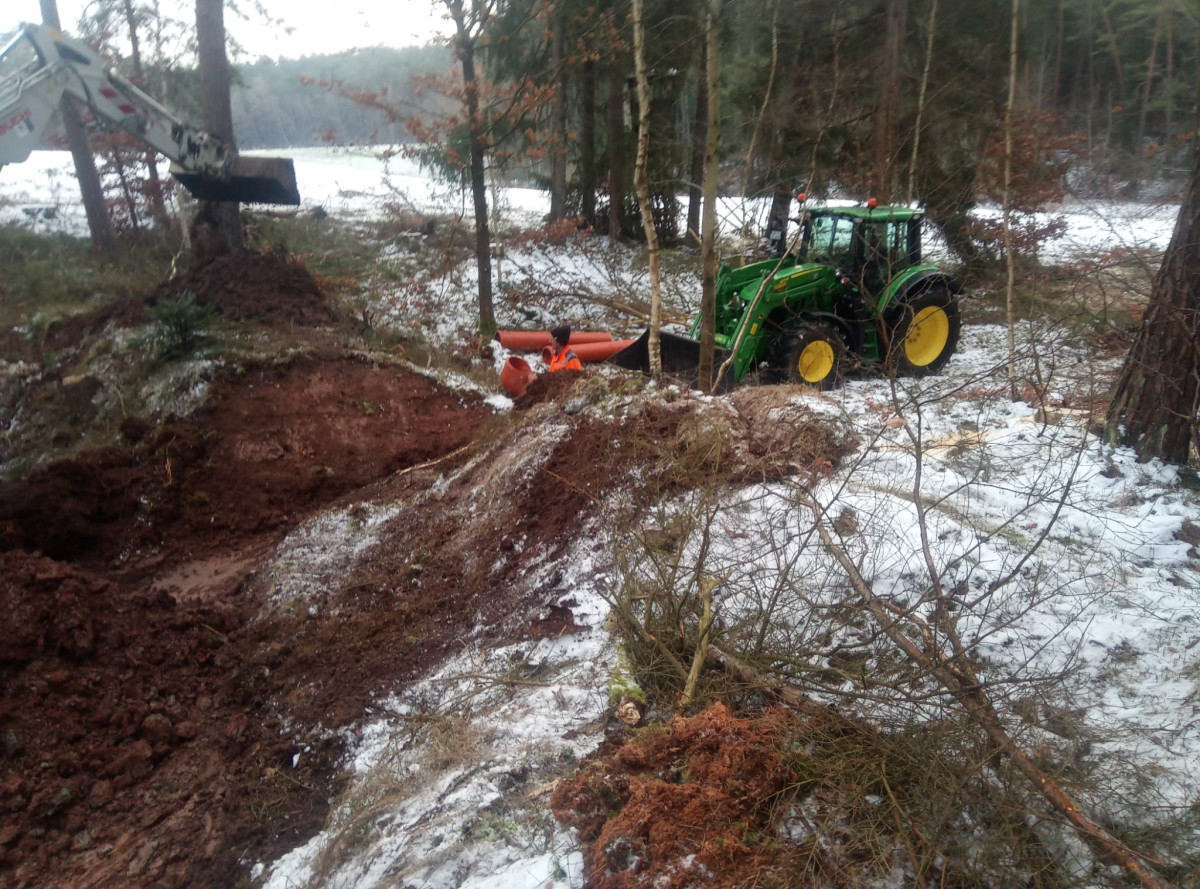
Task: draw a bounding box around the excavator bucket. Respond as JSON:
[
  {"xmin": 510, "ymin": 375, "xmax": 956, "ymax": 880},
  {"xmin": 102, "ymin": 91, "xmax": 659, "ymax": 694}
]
[
  {"xmin": 608, "ymin": 329, "xmax": 733, "ymax": 389},
  {"xmin": 171, "ymin": 156, "xmax": 301, "ymax": 205}
]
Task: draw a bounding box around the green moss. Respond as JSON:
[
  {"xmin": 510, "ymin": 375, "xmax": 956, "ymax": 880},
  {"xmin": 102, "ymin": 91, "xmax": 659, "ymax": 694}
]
[{"xmin": 608, "ymin": 645, "xmax": 647, "ymax": 706}]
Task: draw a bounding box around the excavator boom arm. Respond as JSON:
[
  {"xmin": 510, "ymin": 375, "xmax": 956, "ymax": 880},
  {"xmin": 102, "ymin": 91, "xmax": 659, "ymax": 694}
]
[{"xmin": 0, "ymin": 23, "xmax": 299, "ymax": 204}]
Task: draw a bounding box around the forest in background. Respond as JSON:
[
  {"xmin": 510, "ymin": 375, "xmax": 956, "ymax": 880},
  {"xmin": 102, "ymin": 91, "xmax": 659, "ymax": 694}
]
[
  {"xmin": 229, "ymin": 46, "xmax": 453, "ymax": 148},
  {"xmin": 9, "ymin": 0, "xmax": 1197, "ymax": 262}
]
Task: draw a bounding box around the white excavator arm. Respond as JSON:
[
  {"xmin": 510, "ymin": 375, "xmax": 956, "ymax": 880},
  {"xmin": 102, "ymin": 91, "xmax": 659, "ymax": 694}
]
[{"xmin": 0, "ymin": 23, "xmax": 299, "ymax": 204}]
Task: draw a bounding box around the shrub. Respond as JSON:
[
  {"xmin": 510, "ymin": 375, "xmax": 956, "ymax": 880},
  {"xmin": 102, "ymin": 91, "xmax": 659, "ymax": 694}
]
[{"xmin": 149, "ymin": 291, "xmax": 217, "ymax": 360}]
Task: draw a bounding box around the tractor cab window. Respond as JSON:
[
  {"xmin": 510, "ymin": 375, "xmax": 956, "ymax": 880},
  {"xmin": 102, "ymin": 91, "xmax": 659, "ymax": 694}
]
[
  {"xmin": 800, "ymin": 213, "xmax": 856, "ymax": 268},
  {"xmin": 854, "ymin": 220, "xmax": 914, "ymax": 293}
]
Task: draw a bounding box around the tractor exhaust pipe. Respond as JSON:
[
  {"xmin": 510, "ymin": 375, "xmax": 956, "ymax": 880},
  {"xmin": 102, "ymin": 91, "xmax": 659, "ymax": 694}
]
[{"xmin": 171, "ymin": 155, "xmax": 301, "ymax": 205}]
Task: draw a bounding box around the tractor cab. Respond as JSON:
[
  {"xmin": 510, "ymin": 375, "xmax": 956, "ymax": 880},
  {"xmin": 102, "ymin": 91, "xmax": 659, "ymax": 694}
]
[{"xmin": 797, "ymin": 205, "xmax": 924, "ymax": 297}]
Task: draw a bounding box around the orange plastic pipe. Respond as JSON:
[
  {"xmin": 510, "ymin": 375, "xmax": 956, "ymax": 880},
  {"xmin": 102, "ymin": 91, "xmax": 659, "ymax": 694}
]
[
  {"xmin": 500, "ymin": 356, "xmax": 538, "ymax": 397},
  {"xmin": 542, "ymin": 338, "xmax": 637, "ymax": 365},
  {"xmin": 497, "ymin": 330, "xmax": 614, "ymax": 351}
]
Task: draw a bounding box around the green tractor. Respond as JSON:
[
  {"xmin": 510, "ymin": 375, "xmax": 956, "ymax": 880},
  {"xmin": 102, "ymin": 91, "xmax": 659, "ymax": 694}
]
[{"xmin": 611, "ymin": 199, "xmax": 962, "ymax": 388}]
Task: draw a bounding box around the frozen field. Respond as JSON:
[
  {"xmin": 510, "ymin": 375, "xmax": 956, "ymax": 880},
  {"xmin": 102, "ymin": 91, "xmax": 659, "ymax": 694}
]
[{"xmin": 0, "ymin": 147, "xmax": 1180, "ymax": 263}]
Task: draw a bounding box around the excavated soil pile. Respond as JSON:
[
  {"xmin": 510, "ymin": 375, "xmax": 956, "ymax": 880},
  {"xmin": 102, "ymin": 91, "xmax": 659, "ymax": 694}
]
[
  {"xmin": 0, "ymin": 339, "xmax": 860, "ymax": 888},
  {"xmin": 0, "ymin": 356, "xmax": 492, "ymax": 889},
  {"xmin": 155, "ymin": 249, "xmax": 334, "ymax": 325},
  {"xmin": 236, "ymin": 401, "xmax": 701, "ymax": 733},
  {"xmin": 0, "ymin": 298, "xmax": 147, "ymax": 366},
  {"xmin": 0, "ymin": 551, "xmax": 329, "ymax": 888},
  {"xmin": 0, "ymin": 356, "xmax": 477, "ymax": 568}
]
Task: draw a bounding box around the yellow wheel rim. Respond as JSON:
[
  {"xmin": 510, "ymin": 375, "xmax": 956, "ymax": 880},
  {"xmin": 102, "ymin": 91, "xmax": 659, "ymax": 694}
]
[
  {"xmin": 798, "ymin": 340, "xmax": 835, "ymax": 383},
  {"xmin": 904, "ymin": 306, "xmax": 950, "ymax": 367}
]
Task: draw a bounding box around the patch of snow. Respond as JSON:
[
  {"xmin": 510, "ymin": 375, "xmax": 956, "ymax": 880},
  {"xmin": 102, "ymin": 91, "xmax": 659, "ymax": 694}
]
[
  {"xmin": 258, "ymin": 531, "xmax": 613, "ymax": 889},
  {"xmin": 648, "ymin": 323, "xmax": 1199, "ymax": 858},
  {"xmin": 261, "ymin": 501, "xmax": 402, "ymax": 610},
  {"xmin": 138, "ymin": 357, "xmax": 222, "ymax": 417}
]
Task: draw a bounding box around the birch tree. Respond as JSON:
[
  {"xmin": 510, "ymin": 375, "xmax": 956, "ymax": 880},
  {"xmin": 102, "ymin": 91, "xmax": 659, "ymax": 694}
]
[{"xmin": 631, "ymin": 0, "xmax": 662, "ymax": 375}]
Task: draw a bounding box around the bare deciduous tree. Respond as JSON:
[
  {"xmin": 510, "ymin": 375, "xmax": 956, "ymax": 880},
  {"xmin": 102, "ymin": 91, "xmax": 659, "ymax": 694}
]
[
  {"xmin": 444, "ymin": 0, "xmax": 497, "ymax": 336},
  {"xmin": 697, "ymin": 0, "xmax": 721, "ymax": 393}
]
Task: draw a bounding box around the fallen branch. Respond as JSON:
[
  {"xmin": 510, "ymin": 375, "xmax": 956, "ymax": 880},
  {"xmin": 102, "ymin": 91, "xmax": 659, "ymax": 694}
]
[
  {"xmin": 705, "ymin": 644, "xmax": 829, "ymax": 719},
  {"xmin": 393, "ymin": 443, "xmax": 473, "ymax": 479},
  {"xmin": 797, "ymin": 490, "xmax": 1175, "ymax": 889},
  {"xmin": 559, "ymin": 290, "xmax": 689, "ymax": 327}
]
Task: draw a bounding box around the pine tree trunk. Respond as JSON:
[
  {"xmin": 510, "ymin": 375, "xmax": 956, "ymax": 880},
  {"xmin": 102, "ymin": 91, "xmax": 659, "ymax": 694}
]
[
  {"xmin": 40, "ymin": 0, "xmax": 118, "ymax": 256},
  {"xmin": 1137, "ymin": 7, "xmax": 1163, "ymax": 151},
  {"xmin": 1107, "ymin": 147, "xmax": 1200, "ymax": 464},
  {"xmin": 607, "ymin": 65, "xmax": 627, "ymax": 238},
  {"xmin": 871, "ymin": 0, "xmax": 908, "ymax": 201},
  {"xmin": 549, "ymin": 5, "xmax": 568, "ymax": 221},
  {"xmin": 743, "ymin": 1, "xmax": 778, "ymax": 208},
  {"xmin": 580, "ymin": 60, "xmax": 597, "ymax": 226},
  {"xmin": 906, "ymin": 0, "xmax": 937, "ymax": 204},
  {"xmin": 765, "ymin": 188, "xmax": 791, "ymax": 257},
  {"xmin": 1003, "ymin": 0, "xmax": 1019, "ymax": 400},
  {"xmin": 195, "ymin": 0, "xmax": 243, "ymax": 253}
]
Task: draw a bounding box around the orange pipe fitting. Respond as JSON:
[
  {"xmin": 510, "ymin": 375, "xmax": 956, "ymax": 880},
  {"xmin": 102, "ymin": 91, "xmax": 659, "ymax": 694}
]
[{"xmin": 500, "ymin": 356, "xmax": 538, "ymax": 397}]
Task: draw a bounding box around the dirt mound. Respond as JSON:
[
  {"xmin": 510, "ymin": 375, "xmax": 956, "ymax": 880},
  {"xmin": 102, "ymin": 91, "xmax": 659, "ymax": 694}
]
[
  {"xmin": 0, "ymin": 551, "xmax": 336, "ymax": 888},
  {"xmin": 156, "ymin": 249, "xmax": 334, "ymax": 325},
  {"xmin": 513, "ymin": 368, "xmax": 587, "ymax": 406},
  {"xmin": 0, "ymin": 356, "xmax": 486, "ymax": 567},
  {"xmin": 0, "ymin": 357, "xmax": 495, "ymax": 889},
  {"xmin": 0, "ymin": 298, "xmax": 147, "ymax": 365},
  {"xmin": 0, "ymin": 357, "xmax": 859, "ymax": 888},
  {"xmin": 225, "ymin": 400, "xmax": 694, "ymax": 736}
]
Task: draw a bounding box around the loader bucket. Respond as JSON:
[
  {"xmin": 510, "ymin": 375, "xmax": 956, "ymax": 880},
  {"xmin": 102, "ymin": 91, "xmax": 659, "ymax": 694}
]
[
  {"xmin": 171, "ymin": 156, "xmax": 301, "ymax": 205},
  {"xmin": 608, "ymin": 329, "xmax": 733, "ymax": 389}
]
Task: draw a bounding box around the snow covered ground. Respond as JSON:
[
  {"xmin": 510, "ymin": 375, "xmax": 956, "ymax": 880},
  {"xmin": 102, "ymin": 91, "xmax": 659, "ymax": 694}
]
[
  {"xmin": 258, "ymin": 532, "xmax": 612, "ymax": 888},
  {"xmin": 0, "ymin": 147, "xmax": 1180, "ymax": 265},
  {"xmin": 249, "ymin": 316, "xmax": 1199, "ymax": 888}
]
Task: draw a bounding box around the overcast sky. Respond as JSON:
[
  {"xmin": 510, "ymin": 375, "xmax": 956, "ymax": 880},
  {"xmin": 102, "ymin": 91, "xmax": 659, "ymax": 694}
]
[{"xmin": 3, "ymin": 0, "xmax": 452, "ymax": 59}]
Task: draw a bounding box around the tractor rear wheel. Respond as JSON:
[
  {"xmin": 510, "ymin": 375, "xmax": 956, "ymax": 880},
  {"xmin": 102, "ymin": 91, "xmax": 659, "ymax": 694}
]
[
  {"xmin": 888, "ymin": 287, "xmax": 961, "ymax": 376},
  {"xmin": 782, "ymin": 323, "xmax": 847, "ymax": 389}
]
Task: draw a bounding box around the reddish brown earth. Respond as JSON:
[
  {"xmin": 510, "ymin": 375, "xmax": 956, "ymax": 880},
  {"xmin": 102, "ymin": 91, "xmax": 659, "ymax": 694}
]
[
  {"xmin": 155, "ymin": 248, "xmax": 336, "ymax": 326},
  {"xmin": 0, "ymin": 252, "xmax": 860, "ymax": 889},
  {"xmin": 552, "ymin": 704, "xmax": 812, "ymax": 889},
  {"xmin": 0, "ymin": 357, "xmax": 718, "ymax": 888},
  {"xmin": 0, "ymin": 253, "xmax": 513, "ymax": 888},
  {"xmin": 0, "ymin": 354, "xmax": 497, "ymax": 888}
]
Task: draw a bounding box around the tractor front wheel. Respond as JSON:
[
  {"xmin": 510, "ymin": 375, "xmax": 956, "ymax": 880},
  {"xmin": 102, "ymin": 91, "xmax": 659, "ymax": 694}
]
[
  {"xmin": 888, "ymin": 288, "xmax": 961, "ymax": 376},
  {"xmin": 782, "ymin": 323, "xmax": 847, "ymax": 389}
]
